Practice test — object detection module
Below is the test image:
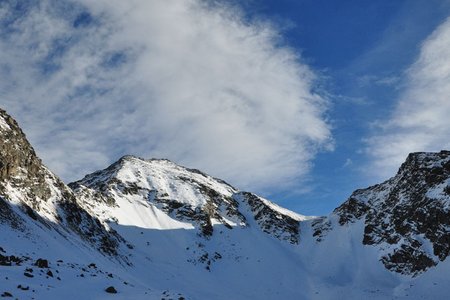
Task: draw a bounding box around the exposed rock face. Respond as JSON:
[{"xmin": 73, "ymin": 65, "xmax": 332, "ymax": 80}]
[
  {"xmin": 69, "ymin": 156, "xmax": 307, "ymax": 243},
  {"xmin": 1, "ymin": 106, "xmax": 450, "ymax": 286},
  {"xmin": 0, "ymin": 246, "xmax": 24, "ymax": 266},
  {"xmin": 69, "ymin": 156, "xmax": 247, "ymax": 237},
  {"xmin": 311, "ymin": 217, "xmax": 331, "ymax": 242},
  {"xmin": 236, "ymin": 192, "xmax": 300, "ymax": 244},
  {"xmin": 0, "ymin": 109, "xmax": 51, "ymax": 210},
  {"xmin": 0, "ymin": 196, "xmax": 24, "ymax": 229},
  {"xmin": 334, "ymin": 151, "xmax": 450, "ymax": 275},
  {"xmin": 0, "ymin": 109, "xmax": 123, "ymax": 256}
]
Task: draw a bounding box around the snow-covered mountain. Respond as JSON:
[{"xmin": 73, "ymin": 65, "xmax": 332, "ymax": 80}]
[
  {"xmin": 0, "ymin": 108, "xmax": 449, "ymax": 299},
  {"xmin": 0, "ymin": 108, "xmax": 125, "ymax": 255},
  {"xmin": 69, "ymin": 155, "xmax": 310, "ymax": 244},
  {"xmin": 332, "ymin": 151, "xmax": 450, "ymax": 276}
]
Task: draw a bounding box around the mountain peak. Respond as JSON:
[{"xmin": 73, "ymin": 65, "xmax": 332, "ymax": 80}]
[
  {"xmin": 0, "ymin": 109, "xmax": 43, "ymax": 185},
  {"xmin": 118, "ymin": 155, "xmax": 173, "ymax": 164},
  {"xmin": 0, "ymin": 109, "xmax": 124, "ymax": 257},
  {"xmin": 332, "ymin": 150, "xmax": 450, "ymax": 275},
  {"xmin": 1, "ymin": 108, "xmax": 450, "ymax": 298},
  {"xmin": 398, "ymin": 150, "xmax": 450, "ymax": 174},
  {"xmin": 70, "ymin": 154, "xmax": 309, "ymax": 243}
]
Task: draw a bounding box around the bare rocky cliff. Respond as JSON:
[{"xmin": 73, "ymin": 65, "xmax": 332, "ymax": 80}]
[
  {"xmin": 333, "ymin": 151, "xmax": 450, "ymax": 275},
  {"xmin": 0, "ymin": 107, "xmax": 449, "ymax": 299},
  {"xmin": 0, "ymin": 109, "xmax": 124, "ymax": 256}
]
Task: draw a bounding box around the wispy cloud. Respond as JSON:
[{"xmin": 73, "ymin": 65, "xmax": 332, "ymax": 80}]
[
  {"xmin": 0, "ymin": 0, "xmax": 331, "ymax": 192},
  {"xmin": 366, "ymin": 16, "xmax": 450, "ymax": 179}
]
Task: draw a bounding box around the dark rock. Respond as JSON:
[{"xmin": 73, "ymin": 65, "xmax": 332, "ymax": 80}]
[
  {"xmin": 311, "ymin": 217, "xmax": 332, "ymax": 242},
  {"xmin": 0, "ymin": 292, "xmax": 12, "ymax": 297},
  {"xmin": 238, "ymin": 192, "xmax": 300, "ymax": 244},
  {"xmin": 0, "ymin": 254, "xmax": 22, "ymax": 266},
  {"xmin": 381, "ymin": 246, "xmax": 436, "ymax": 275},
  {"xmin": 334, "ymin": 198, "xmax": 370, "ymax": 225},
  {"xmin": 88, "ymin": 263, "xmax": 97, "ymax": 269},
  {"xmin": 34, "ymin": 258, "xmax": 48, "ymax": 268},
  {"xmin": 24, "ymin": 272, "xmax": 33, "ymax": 278},
  {"xmin": 444, "ymin": 185, "xmax": 450, "ymax": 195},
  {"xmin": 0, "ymin": 109, "xmax": 125, "ymax": 258},
  {"xmin": 0, "ymin": 197, "xmax": 23, "ymax": 229},
  {"xmin": 213, "ymin": 252, "xmax": 222, "ymax": 260},
  {"xmin": 105, "ymin": 286, "xmax": 117, "ymax": 294},
  {"xmin": 22, "ymin": 204, "xmax": 38, "ymax": 220},
  {"xmin": 70, "ymin": 158, "xmax": 248, "ymax": 240},
  {"xmin": 334, "ymin": 151, "xmax": 450, "ymax": 276}
]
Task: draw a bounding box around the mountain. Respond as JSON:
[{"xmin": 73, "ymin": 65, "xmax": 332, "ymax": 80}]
[
  {"xmin": 0, "ymin": 108, "xmax": 125, "ymax": 254},
  {"xmin": 69, "ymin": 155, "xmax": 310, "ymax": 243},
  {"xmin": 0, "ymin": 108, "xmax": 449, "ymax": 299},
  {"xmin": 332, "ymin": 151, "xmax": 450, "ymax": 275}
]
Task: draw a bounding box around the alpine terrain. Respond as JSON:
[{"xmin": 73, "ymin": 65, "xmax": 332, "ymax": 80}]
[{"xmin": 0, "ymin": 107, "xmax": 449, "ymax": 299}]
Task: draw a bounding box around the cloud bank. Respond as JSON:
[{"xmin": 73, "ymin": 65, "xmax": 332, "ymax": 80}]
[
  {"xmin": 0, "ymin": 0, "xmax": 331, "ymax": 191},
  {"xmin": 366, "ymin": 17, "xmax": 450, "ymax": 178}
]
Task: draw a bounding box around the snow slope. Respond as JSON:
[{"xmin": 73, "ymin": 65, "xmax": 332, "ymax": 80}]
[
  {"xmin": 0, "ymin": 108, "xmax": 449, "ymax": 299},
  {"xmin": 69, "ymin": 155, "xmax": 311, "ymax": 241}
]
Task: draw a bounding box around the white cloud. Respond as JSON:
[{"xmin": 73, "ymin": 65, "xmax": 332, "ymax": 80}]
[
  {"xmin": 0, "ymin": 0, "xmax": 331, "ymax": 192},
  {"xmin": 343, "ymin": 158, "xmax": 353, "ymax": 168},
  {"xmin": 366, "ymin": 17, "xmax": 450, "ymax": 178}
]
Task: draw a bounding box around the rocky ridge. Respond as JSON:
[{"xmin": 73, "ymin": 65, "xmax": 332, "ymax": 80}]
[
  {"xmin": 332, "ymin": 151, "xmax": 450, "ymax": 275},
  {"xmin": 0, "ymin": 109, "xmax": 124, "ymax": 256},
  {"xmin": 69, "ymin": 155, "xmax": 307, "ymax": 243},
  {"xmin": 0, "ymin": 107, "xmax": 449, "ymax": 299}
]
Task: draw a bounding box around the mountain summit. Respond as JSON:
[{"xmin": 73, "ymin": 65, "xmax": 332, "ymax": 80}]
[
  {"xmin": 334, "ymin": 151, "xmax": 450, "ymax": 275},
  {"xmin": 0, "ymin": 108, "xmax": 124, "ymax": 255},
  {"xmin": 0, "ymin": 108, "xmax": 449, "ymax": 299},
  {"xmin": 69, "ymin": 155, "xmax": 310, "ymax": 244}
]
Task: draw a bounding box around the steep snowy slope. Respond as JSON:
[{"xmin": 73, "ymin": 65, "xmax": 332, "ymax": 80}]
[
  {"xmin": 67, "ymin": 157, "xmax": 331, "ymax": 299},
  {"xmin": 69, "ymin": 151, "xmax": 450, "ymax": 299},
  {"xmin": 66, "ymin": 156, "xmax": 337, "ymax": 299},
  {"xmin": 1, "ymin": 107, "xmax": 449, "ymax": 299},
  {"xmin": 69, "ymin": 155, "xmax": 311, "ymax": 243},
  {"xmin": 0, "ymin": 108, "xmax": 124, "ymax": 256},
  {"xmin": 0, "ymin": 109, "xmax": 144, "ymax": 299},
  {"xmin": 0, "ymin": 110, "xmax": 125, "ymax": 255},
  {"xmin": 331, "ymin": 151, "xmax": 450, "ymax": 275}
]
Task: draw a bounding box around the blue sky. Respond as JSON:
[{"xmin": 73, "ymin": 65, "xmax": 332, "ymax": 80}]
[
  {"xmin": 1, "ymin": 0, "xmax": 450, "ymax": 215},
  {"xmin": 247, "ymin": 0, "xmax": 450, "ymax": 214}
]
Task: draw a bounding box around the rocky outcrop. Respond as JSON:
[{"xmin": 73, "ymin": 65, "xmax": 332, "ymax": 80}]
[
  {"xmin": 1, "ymin": 106, "xmax": 449, "ymax": 281},
  {"xmin": 70, "ymin": 156, "xmax": 248, "ymax": 238},
  {"xmin": 0, "ymin": 109, "xmax": 124, "ymax": 256},
  {"xmin": 236, "ymin": 192, "xmax": 300, "ymax": 244},
  {"xmin": 0, "ymin": 109, "xmax": 51, "ymax": 210},
  {"xmin": 334, "ymin": 151, "xmax": 450, "ymax": 275},
  {"xmin": 70, "ymin": 156, "xmax": 307, "ymax": 243}
]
